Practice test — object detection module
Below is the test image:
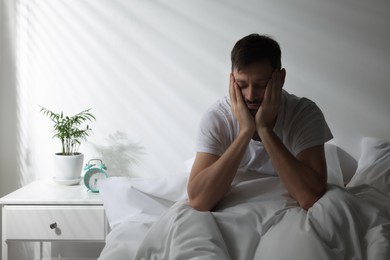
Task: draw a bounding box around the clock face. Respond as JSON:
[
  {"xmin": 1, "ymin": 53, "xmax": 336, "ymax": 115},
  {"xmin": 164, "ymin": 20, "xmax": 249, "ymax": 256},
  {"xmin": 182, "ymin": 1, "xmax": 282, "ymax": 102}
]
[{"xmin": 85, "ymin": 168, "xmax": 107, "ymax": 192}]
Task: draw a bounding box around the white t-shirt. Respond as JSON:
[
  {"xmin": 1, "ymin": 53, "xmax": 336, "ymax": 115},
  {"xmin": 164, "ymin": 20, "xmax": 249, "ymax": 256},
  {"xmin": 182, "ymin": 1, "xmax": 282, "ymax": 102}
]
[{"xmin": 195, "ymin": 90, "xmax": 333, "ymax": 176}]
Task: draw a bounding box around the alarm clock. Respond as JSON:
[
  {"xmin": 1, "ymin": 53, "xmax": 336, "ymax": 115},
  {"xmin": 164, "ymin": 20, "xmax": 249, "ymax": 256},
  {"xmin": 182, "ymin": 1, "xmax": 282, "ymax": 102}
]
[{"xmin": 83, "ymin": 159, "xmax": 108, "ymax": 193}]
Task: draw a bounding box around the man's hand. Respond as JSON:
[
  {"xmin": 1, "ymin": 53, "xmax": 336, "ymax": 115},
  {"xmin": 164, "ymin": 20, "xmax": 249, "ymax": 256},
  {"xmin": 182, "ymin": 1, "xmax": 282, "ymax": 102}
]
[
  {"xmin": 229, "ymin": 73, "xmax": 256, "ymax": 135},
  {"xmin": 255, "ymin": 69, "xmax": 285, "ymax": 132}
]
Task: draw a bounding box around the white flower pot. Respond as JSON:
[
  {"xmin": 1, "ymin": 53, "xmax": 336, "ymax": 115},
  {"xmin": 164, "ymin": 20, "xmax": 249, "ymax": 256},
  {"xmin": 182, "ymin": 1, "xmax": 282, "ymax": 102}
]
[{"xmin": 53, "ymin": 153, "xmax": 84, "ymax": 184}]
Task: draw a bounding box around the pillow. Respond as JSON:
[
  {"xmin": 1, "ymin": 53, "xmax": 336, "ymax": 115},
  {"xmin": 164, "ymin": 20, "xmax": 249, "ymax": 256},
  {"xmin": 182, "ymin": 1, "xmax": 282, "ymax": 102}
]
[
  {"xmin": 347, "ymin": 137, "xmax": 390, "ymax": 195},
  {"xmin": 98, "ymin": 173, "xmax": 189, "ymax": 228},
  {"xmin": 325, "ymin": 143, "xmax": 344, "ymax": 187}
]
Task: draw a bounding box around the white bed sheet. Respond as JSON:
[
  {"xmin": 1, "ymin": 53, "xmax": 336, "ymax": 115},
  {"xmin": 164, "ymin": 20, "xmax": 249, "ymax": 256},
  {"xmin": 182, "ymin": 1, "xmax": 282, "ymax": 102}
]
[
  {"xmin": 98, "ymin": 176, "xmax": 390, "ymax": 260},
  {"xmin": 98, "ymin": 138, "xmax": 390, "ymax": 260}
]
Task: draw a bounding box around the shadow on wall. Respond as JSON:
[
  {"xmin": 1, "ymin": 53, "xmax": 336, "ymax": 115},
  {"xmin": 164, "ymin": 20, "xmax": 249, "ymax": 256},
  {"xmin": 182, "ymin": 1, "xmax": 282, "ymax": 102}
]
[{"xmin": 91, "ymin": 131, "xmax": 145, "ymax": 177}]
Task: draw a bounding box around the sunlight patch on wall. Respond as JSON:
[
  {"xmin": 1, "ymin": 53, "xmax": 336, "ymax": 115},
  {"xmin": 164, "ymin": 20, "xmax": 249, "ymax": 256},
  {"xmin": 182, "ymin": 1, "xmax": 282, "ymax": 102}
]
[
  {"xmin": 14, "ymin": 0, "xmax": 390, "ymax": 179},
  {"xmin": 14, "ymin": 0, "xmax": 232, "ymax": 179},
  {"xmin": 15, "ymin": 0, "xmax": 34, "ymax": 186}
]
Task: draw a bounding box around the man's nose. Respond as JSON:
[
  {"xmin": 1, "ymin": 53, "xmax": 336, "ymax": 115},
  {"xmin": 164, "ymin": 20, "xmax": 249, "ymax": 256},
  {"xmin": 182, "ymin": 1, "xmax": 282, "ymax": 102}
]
[{"xmin": 246, "ymin": 84, "xmax": 257, "ymax": 101}]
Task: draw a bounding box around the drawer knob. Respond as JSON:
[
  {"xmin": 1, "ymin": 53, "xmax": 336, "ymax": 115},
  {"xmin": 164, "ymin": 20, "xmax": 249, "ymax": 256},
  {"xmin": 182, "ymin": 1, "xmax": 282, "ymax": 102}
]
[{"xmin": 50, "ymin": 222, "xmax": 57, "ymax": 229}]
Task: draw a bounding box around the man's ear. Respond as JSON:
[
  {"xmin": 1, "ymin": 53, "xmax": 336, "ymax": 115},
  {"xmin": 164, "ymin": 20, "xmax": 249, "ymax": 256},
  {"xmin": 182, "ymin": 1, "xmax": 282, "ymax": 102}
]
[{"xmin": 280, "ymin": 68, "xmax": 286, "ymax": 87}]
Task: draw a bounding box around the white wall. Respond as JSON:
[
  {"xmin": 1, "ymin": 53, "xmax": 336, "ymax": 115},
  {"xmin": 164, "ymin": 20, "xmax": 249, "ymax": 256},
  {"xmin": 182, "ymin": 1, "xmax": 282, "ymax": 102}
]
[
  {"xmin": 1, "ymin": 0, "xmax": 390, "ymax": 258},
  {"xmin": 1, "ymin": 2, "xmax": 17, "ymax": 259},
  {"xmin": 4, "ymin": 0, "xmax": 389, "ymax": 184},
  {"xmin": 0, "ymin": 0, "xmax": 18, "ymax": 195}
]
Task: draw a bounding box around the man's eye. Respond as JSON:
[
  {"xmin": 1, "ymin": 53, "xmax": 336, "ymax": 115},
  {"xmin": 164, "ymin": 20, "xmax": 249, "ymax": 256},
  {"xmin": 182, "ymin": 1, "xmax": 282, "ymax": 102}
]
[
  {"xmin": 254, "ymin": 83, "xmax": 267, "ymax": 88},
  {"xmin": 255, "ymin": 80, "xmax": 270, "ymax": 88}
]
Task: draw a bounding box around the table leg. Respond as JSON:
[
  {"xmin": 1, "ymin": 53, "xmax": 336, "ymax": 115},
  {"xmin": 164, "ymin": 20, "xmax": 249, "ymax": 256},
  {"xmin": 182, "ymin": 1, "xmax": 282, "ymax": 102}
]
[
  {"xmin": 1, "ymin": 240, "xmax": 7, "ymax": 260},
  {"xmin": 39, "ymin": 241, "xmax": 43, "ymax": 260},
  {"xmin": 2, "ymin": 207, "xmax": 8, "ymax": 260}
]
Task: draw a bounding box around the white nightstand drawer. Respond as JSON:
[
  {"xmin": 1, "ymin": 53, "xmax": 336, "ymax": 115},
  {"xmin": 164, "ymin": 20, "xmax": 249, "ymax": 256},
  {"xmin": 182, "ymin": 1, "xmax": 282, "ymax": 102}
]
[{"xmin": 4, "ymin": 205, "xmax": 105, "ymax": 240}]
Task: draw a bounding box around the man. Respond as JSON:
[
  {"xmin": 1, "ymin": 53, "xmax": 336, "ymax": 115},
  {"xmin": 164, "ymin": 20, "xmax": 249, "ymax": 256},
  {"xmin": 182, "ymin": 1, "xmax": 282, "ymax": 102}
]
[{"xmin": 187, "ymin": 33, "xmax": 333, "ymax": 211}]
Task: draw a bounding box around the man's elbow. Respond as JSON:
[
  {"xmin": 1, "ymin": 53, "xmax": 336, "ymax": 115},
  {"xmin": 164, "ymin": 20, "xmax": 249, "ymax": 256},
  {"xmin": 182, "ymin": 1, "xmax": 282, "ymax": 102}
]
[
  {"xmin": 188, "ymin": 197, "xmax": 212, "ymax": 212},
  {"xmin": 299, "ymin": 189, "xmax": 326, "ymax": 210}
]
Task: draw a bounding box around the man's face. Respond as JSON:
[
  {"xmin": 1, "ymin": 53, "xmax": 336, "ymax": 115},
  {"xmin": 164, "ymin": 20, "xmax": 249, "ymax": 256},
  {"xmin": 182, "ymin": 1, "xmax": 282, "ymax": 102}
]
[{"xmin": 232, "ymin": 62, "xmax": 274, "ymax": 116}]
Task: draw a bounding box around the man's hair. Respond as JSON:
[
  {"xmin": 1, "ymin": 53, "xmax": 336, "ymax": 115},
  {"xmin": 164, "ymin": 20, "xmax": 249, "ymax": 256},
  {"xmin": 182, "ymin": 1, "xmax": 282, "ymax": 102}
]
[{"xmin": 231, "ymin": 33, "xmax": 282, "ymax": 71}]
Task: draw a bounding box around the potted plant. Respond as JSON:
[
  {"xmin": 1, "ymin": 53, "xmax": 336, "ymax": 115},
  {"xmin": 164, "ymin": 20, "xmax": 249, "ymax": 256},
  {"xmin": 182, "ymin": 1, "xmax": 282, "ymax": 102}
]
[{"xmin": 40, "ymin": 107, "xmax": 96, "ymax": 184}]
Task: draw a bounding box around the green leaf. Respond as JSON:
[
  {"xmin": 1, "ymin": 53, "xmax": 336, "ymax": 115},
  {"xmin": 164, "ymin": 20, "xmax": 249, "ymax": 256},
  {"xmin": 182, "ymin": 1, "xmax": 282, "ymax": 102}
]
[{"xmin": 40, "ymin": 106, "xmax": 96, "ymax": 154}]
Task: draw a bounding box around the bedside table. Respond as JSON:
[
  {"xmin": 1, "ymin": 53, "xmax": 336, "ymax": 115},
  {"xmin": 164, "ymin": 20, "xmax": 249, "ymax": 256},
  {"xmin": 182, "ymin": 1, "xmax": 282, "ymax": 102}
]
[{"xmin": 0, "ymin": 180, "xmax": 108, "ymax": 260}]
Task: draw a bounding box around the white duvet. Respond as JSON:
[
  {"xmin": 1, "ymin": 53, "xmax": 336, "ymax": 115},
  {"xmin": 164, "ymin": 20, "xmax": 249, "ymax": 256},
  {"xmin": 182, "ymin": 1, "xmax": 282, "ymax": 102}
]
[
  {"xmin": 98, "ymin": 176, "xmax": 390, "ymax": 260},
  {"xmin": 98, "ymin": 138, "xmax": 390, "ymax": 260}
]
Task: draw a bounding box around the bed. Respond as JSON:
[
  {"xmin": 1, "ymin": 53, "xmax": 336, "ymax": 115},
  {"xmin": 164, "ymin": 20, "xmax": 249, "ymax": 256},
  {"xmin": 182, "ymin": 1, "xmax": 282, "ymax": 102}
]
[{"xmin": 96, "ymin": 137, "xmax": 390, "ymax": 260}]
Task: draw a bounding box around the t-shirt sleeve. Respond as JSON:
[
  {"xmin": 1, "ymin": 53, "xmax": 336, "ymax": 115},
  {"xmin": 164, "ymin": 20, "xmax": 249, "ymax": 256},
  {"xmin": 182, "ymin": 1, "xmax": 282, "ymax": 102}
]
[
  {"xmin": 289, "ymin": 99, "xmax": 333, "ymax": 155},
  {"xmin": 195, "ymin": 109, "xmax": 232, "ymax": 157}
]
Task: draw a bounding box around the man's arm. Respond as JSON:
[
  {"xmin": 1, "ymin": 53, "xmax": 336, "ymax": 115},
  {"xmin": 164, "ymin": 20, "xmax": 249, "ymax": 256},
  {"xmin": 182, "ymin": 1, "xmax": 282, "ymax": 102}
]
[
  {"xmin": 259, "ymin": 128, "xmax": 327, "ymax": 210},
  {"xmin": 187, "ymin": 130, "xmax": 251, "ymax": 211},
  {"xmin": 256, "ymin": 70, "xmax": 327, "ymax": 210},
  {"xmin": 187, "ymin": 74, "xmax": 255, "ymax": 211}
]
